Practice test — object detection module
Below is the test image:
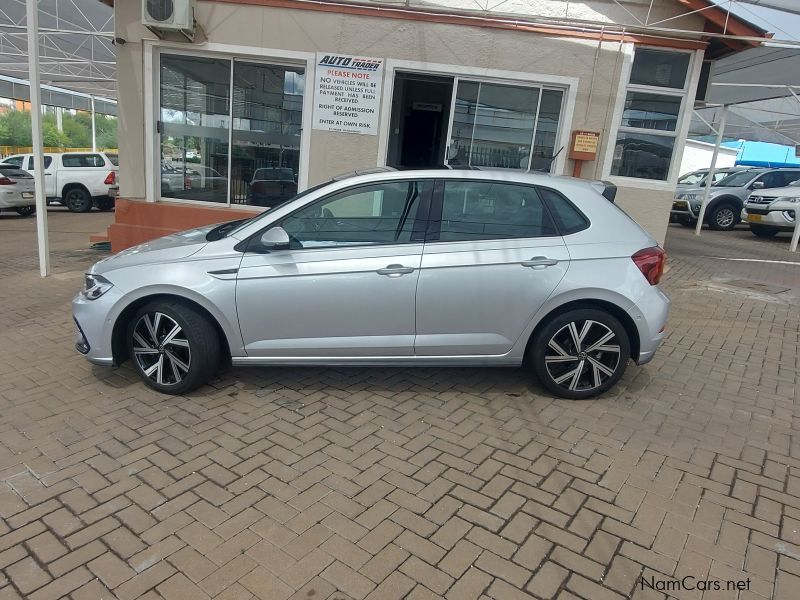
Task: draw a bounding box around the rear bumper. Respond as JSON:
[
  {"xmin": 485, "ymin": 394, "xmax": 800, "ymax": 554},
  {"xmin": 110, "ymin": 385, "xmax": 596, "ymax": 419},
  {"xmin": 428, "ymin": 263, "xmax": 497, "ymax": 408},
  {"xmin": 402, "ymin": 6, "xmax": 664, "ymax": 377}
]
[
  {"xmin": 0, "ymin": 189, "xmax": 35, "ymax": 208},
  {"xmin": 630, "ymin": 285, "xmax": 670, "ymax": 365}
]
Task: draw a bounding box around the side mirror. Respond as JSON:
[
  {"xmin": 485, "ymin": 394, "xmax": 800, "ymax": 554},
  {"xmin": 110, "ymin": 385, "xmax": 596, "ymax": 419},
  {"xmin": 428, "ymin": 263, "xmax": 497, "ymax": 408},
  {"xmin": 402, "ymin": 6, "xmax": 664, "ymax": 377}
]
[
  {"xmin": 751, "ymin": 181, "xmax": 765, "ymax": 190},
  {"xmin": 259, "ymin": 226, "xmax": 290, "ymax": 250}
]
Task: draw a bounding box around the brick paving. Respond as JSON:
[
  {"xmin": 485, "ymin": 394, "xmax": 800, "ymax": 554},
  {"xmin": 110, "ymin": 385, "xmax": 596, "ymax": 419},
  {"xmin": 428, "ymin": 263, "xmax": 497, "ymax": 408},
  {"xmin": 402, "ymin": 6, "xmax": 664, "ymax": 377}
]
[{"xmin": 0, "ymin": 211, "xmax": 798, "ymax": 599}]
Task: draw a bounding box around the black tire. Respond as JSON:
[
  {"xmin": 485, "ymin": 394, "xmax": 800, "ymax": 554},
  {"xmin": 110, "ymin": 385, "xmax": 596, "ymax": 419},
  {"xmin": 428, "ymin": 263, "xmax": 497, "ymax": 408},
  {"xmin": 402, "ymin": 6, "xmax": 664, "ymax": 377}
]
[
  {"xmin": 530, "ymin": 308, "xmax": 630, "ymax": 400},
  {"xmin": 127, "ymin": 300, "xmax": 220, "ymax": 395},
  {"xmin": 15, "ymin": 206, "xmax": 35, "ymax": 217},
  {"xmin": 64, "ymin": 187, "xmax": 93, "ymax": 212},
  {"xmin": 749, "ymin": 224, "xmax": 780, "ymax": 238},
  {"xmin": 95, "ymin": 197, "xmax": 115, "ymax": 211},
  {"xmin": 708, "ymin": 203, "xmax": 738, "ymax": 231}
]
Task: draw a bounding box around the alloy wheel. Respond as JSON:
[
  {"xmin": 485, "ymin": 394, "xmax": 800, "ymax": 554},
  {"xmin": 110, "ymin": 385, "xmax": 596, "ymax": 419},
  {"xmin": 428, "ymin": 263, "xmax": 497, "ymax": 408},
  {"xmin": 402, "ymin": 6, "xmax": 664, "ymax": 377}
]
[
  {"xmin": 714, "ymin": 207, "xmax": 735, "ymax": 228},
  {"xmin": 544, "ymin": 319, "xmax": 621, "ymax": 392},
  {"xmin": 132, "ymin": 312, "xmax": 191, "ymax": 386}
]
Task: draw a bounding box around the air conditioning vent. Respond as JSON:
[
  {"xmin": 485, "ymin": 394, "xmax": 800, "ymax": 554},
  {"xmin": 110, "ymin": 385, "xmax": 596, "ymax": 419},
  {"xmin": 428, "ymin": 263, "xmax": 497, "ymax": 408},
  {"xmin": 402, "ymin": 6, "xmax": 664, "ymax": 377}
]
[{"xmin": 142, "ymin": 0, "xmax": 196, "ymax": 40}]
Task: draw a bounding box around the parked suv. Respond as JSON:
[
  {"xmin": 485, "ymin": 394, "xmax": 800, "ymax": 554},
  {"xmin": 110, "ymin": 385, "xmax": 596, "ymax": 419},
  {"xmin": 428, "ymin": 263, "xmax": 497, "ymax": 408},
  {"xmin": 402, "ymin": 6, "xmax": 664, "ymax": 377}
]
[
  {"xmin": 671, "ymin": 168, "xmax": 800, "ymax": 230},
  {"xmin": 742, "ymin": 180, "xmax": 800, "ymax": 237},
  {"xmin": 1, "ymin": 152, "xmax": 118, "ymax": 212},
  {"xmin": 73, "ymin": 169, "xmax": 669, "ymax": 400}
]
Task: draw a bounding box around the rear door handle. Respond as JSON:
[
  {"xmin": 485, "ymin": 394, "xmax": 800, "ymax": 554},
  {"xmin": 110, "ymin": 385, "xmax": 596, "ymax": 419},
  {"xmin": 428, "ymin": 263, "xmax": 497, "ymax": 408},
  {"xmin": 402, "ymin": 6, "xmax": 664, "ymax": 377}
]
[
  {"xmin": 521, "ymin": 256, "xmax": 559, "ymax": 268},
  {"xmin": 377, "ymin": 264, "xmax": 415, "ymax": 276}
]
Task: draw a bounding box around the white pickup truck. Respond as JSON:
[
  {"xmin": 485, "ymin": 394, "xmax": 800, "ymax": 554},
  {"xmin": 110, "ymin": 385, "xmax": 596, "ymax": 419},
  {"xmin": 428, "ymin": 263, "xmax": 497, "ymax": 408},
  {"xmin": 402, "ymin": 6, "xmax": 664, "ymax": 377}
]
[{"xmin": 0, "ymin": 151, "xmax": 118, "ymax": 212}]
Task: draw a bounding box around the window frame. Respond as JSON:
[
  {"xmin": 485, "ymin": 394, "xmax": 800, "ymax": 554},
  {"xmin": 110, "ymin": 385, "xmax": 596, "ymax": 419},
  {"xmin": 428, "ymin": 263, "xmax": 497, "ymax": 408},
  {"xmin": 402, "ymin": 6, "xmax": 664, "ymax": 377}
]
[
  {"xmin": 147, "ymin": 43, "xmax": 314, "ymax": 209},
  {"xmin": 243, "ymin": 178, "xmax": 434, "ymax": 253},
  {"xmin": 424, "ymin": 178, "xmax": 572, "ymax": 244},
  {"xmin": 604, "ymin": 45, "xmax": 700, "ymax": 186}
]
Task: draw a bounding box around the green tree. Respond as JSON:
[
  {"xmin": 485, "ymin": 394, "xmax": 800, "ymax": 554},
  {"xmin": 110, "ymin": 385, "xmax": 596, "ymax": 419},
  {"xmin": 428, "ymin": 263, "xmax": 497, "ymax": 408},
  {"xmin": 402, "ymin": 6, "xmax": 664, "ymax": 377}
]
[{"xmin": 0, "ymin": 110, "xmax": 32, "ymax": 146}]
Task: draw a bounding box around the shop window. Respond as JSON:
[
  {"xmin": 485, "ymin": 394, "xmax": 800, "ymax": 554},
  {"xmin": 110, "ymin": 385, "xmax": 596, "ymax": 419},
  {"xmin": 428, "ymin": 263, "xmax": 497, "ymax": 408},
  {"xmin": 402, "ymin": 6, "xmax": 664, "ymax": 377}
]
[
  {"xmin": 158, "ymin": 53, "xmax": 305, "ymax": 206},
  {"xmin": 448, "ymin": 82, "xmax": 564, "ymax": 172},
  {"xmin": 611, "ymin": 48, "xmax": 690, "ymax": 181}
]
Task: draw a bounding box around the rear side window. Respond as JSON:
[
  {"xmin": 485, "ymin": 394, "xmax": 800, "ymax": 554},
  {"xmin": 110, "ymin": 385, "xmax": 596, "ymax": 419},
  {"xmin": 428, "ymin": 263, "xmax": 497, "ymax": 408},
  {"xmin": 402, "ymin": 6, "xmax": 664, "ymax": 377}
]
[
  {"xmin": 105, "ymin": 153, "xmax": 119, "ymax": 166},
  {"xmin": 27, "ymin": 156, "xmax": 53, "ymax": 170},
  {"xmin": 435, "ymin": 181, "xmax": 557, "ymax": 242},
  {"xmin": 538, "ymin": 187, "xmax": 590, "ymax": 235},
  {"xmin": 62, "ymin": 154, "xmax": 105, "ymax": 168}
]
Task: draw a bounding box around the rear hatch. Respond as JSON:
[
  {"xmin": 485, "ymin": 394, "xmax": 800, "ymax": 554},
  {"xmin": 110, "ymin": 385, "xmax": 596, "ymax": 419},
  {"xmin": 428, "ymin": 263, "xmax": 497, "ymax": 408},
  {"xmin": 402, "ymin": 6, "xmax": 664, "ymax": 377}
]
[{"xmin": 0, "ymin": 165, "xmax": 35, "ymax": 195}]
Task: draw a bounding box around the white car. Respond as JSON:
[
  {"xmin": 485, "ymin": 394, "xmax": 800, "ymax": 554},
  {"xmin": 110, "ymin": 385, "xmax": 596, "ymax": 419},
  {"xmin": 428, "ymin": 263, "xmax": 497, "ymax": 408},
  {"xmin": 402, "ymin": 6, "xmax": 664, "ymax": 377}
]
[
  {"xmin": 0, "ymin": 164, "xmax": 36, "ymax": 216},
  {"xmin": 1, "ymin": 152, "xmax": 118, "ymax": 212},
  {"xmin": 742, "ymin": 181, "xmax": 800, "ymax": 237}
]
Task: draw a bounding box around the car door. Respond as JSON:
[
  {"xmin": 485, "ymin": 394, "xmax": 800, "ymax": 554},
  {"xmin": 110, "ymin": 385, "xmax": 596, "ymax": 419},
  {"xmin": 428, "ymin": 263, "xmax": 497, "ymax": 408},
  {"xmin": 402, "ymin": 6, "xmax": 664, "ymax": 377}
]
[
  {"xmin": 27, "ymin": 156, "xmax": 56, "ymax": 196},
  {"xmin": 415, "ymin": 179, "xmax": 570, "ymax": 356},
  {"xmin": 236, "ymin": 179, "xmax": 430, "ymax": 357}
]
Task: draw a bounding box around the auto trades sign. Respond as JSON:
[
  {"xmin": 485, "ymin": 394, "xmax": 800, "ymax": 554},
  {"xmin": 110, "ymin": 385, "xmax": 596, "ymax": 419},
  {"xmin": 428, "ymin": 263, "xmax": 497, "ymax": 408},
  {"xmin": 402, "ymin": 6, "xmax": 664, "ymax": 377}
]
[{"xmin": 312, "ymin": 53, "xmax": 384, "ymax": 135}]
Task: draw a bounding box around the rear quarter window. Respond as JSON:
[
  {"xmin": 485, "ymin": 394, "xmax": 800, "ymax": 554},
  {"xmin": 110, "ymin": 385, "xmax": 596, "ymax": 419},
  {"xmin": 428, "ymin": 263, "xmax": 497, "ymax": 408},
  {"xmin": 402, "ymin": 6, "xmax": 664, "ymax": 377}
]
[
  {"xmin": 538, "ymin": 187, "xmax": 590, "ymax": 235},
  {"xmin": 62, "ymin": 154, "xmax": 106, "ymax": 168}
]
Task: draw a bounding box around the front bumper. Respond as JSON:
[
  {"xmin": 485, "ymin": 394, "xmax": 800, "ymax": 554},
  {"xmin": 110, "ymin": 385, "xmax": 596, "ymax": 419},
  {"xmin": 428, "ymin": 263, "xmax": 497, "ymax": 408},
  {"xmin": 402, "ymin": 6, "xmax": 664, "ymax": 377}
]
[
  {"xmin": 72, "ymin": 287, "xmax": 124, "ymax": 366},
  {"xmin": 743, "ymin": 206, "xmax": 796, "ymax": 230},
  {"xmin": 670, "ymin": 199, "xmax": 699, "ymax": 219}
]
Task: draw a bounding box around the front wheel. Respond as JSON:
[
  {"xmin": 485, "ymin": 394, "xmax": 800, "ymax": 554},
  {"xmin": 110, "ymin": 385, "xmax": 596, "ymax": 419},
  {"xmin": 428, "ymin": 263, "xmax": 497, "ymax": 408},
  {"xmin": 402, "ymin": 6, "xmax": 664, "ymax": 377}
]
[
  {"xmin": 15, "ymin": 206, "xmax": 35, "ymax": 217},
  {"xmin": 749, "ymin": 224, "xmax": 780, "ymax": 238},
  {"xmin": 530, "ymin": 308, "xmax": 630, "ymax": 400},
  {"xmin": 127, "ymin": 301, "xmax": 220, "ymax": 395},
  {"xmin": 708, "ymin": 204, "xmax": 738, "ymax": 231}
]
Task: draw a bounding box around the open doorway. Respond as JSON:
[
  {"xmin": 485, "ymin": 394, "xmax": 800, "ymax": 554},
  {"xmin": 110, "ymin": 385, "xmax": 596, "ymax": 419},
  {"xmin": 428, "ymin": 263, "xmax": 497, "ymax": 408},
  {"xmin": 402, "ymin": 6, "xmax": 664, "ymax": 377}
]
[{"xmin": 386, "ymin": 72, "xmax": 453, "ymax": 169}]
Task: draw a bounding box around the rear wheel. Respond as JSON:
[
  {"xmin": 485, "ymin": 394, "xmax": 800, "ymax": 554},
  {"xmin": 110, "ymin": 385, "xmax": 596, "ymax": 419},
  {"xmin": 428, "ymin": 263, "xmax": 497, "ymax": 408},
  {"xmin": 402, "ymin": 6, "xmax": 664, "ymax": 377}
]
[
  {"xmin": 15, "ymin": 206, "xmax": 35, "ymax": 217},
  {"xmin": 708, "ymin": 204, "xmax": 738, "ymax": 231},
  {"xmin": 127, "ymin": 301, "xmax": 220, "ymax": 395},
  {"xmin": 64, "ymin": 187, "xmax": 92, "ymax": 213},
  {"xmin": 531, "ymin": 308, "xmax": 630, "ymax": 400}
]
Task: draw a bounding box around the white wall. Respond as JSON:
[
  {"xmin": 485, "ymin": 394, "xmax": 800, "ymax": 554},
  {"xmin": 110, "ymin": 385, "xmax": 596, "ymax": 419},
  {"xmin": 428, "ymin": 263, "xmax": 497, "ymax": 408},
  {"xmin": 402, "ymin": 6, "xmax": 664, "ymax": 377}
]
[{"xmin": 678, "ymin": 139, "xmax": 738, "ymax": 176}]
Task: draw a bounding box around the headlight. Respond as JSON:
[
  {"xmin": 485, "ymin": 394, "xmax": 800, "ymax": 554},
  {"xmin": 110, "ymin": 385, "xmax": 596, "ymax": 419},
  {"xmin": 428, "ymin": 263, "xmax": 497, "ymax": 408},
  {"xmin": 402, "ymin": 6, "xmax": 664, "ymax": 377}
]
[
  {"xmin": 775, "ymin": 196, "xmax": 800, "ymax": 204},
  {"xmin": 82, "ymin": 273, "xmax": 113, "ymax": 300}
]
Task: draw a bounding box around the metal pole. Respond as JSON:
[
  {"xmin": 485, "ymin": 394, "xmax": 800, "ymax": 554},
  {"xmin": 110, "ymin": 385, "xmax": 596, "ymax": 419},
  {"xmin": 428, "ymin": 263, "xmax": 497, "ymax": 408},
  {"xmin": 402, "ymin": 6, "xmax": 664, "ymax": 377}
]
[
  {"xmin": 791, "ymin": 212, "xmax": 800, "ymax": 252},
  {"xmin": 90, "ymin": 95, "xmax": 97, "ymax": 151},
  {"xmin": 695, "ymin": 105, "xmax": 728, "ymax": 236},
  {"xmin": 26, "ymin": 0, "xmax": 50, "ymax": 277}
]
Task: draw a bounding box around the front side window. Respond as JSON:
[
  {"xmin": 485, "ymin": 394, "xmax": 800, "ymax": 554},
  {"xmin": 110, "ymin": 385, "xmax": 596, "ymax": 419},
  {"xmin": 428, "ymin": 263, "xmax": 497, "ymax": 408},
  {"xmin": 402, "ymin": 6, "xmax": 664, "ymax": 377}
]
[
  {"xmin": 435, "ymin": 180, "xmax": 556, "ymax": 242},
  {"xmin": 280, "ymin": 181, "xmax": 424, "ymax": 248},
  {"xmin": 611, "ymin": 48, "xmax": 690, "ymax": 181},
  {"xmin": 3, "ymin": 156, "xmax": 24, "ymax": 168}
]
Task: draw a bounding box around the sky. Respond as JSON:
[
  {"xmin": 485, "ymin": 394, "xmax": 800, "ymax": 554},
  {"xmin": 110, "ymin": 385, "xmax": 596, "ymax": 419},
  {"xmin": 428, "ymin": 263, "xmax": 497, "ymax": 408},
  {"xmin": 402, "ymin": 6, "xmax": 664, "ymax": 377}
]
[{"xmin": 716, "ymin": 1, "xmax": 800, "ymax": 41}]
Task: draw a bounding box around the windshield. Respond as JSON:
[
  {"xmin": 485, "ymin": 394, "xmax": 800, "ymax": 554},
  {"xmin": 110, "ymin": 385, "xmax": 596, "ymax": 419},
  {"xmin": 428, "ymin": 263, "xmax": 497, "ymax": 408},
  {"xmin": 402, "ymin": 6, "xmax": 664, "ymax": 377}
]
[
  {"xmin": 223, "ymin": 180, "xmax": 333, "ymax": 239},
  {"xmin": 714, "ymin": 171, "xmax": 759, "ymax": 187},
  {"xmin": 678, "ymin": 171, "xmax": 705, "ymax": 185}
]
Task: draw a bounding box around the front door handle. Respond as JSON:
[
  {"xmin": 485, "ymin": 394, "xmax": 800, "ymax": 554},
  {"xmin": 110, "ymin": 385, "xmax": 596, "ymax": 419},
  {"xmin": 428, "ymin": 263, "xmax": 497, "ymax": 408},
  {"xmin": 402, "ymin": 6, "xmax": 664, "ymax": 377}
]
[
  {"xmin": 521, "ymin": 256, "xmax": 559, "ymax": 268},
  {"xmin": 377, "ymin": 264, "xmax": 415, "ymax": 276}
]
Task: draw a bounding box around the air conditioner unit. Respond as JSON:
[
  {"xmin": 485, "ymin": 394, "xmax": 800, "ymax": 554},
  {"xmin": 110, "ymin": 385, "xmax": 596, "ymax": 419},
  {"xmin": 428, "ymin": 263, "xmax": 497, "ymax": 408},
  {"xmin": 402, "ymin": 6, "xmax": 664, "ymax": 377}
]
[{"xmin": 142, "ymin": 0, "xmax": 196, "ymax": 40}]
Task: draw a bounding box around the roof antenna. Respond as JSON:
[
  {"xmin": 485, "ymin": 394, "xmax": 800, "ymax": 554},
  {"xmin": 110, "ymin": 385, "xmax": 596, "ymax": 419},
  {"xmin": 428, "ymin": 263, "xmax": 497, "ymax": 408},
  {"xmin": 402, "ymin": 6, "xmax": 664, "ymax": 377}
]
[{"xmin": 531, "ymin": 146, "xmax": 564, "ymax": 173}]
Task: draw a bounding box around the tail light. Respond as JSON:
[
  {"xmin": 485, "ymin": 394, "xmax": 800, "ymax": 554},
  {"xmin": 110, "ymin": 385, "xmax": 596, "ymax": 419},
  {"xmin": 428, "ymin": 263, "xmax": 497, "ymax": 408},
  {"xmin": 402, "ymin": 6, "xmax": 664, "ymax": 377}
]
[
  {"xmin": 632, "ymin": 247, "xmax": 666, "ymax": 285},
  {"xmin": 0, "ymin": 177, "xmax": 16, "ymax": 185},
  {"xmin": 104, "ymin": 171, "xmax": 116, "ymax": 185}
]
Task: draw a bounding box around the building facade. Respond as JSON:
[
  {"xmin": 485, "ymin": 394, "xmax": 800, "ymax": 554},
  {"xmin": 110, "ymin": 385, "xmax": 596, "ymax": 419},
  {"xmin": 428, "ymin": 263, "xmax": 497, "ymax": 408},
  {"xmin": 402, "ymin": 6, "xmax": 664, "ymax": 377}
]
[{"xmin": 108, "ymin": 0, "xmax": 764, "ymax": 248}]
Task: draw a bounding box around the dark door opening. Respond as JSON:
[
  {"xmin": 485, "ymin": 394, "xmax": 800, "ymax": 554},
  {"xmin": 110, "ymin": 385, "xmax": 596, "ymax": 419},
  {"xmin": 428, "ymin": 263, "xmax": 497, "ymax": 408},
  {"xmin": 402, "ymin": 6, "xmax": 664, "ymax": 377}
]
[{"xmin": 386, "ymin": 73, "xmax": 453, "ymax": 169}]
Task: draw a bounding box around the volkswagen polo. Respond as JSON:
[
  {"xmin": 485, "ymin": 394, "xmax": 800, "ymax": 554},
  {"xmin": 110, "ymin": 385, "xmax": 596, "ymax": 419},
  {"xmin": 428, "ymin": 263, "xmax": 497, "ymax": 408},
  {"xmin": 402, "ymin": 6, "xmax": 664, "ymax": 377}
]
[{"xmin": 73, "ymin": 169, "xmax": 669, "ymax": 399}]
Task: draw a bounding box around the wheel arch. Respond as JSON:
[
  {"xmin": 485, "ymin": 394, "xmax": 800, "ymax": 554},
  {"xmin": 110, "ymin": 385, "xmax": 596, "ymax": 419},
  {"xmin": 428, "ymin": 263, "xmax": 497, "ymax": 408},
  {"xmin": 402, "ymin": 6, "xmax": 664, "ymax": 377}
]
[
  {"xmin": 705, "ymin": 195, "xmax": 741, "ymax": 219},
  {"xmin": 61, "ymin": 182, "xmax": 91, "ymax": 199},
  {"xmin": 523, "ymin": 298, "xmax": 641, "ymax": 365},
  {"xmin": 111, "ymin": 293, "xmax": 232, "ymax": 367}
]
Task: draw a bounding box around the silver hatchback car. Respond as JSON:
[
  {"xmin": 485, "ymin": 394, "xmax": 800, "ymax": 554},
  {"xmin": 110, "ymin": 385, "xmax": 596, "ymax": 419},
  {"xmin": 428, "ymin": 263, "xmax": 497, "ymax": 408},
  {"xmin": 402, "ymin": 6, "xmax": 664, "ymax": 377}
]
[{"xmin": 73, "ymin": 169, "xmax": 669, "ymax": 399}]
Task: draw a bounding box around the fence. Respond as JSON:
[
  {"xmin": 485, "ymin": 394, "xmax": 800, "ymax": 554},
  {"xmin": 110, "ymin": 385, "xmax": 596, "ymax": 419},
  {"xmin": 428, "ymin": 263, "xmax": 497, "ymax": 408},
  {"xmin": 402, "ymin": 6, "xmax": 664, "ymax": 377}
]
[{"xmin": 0, "ymin": 146, "xmax": 119, "ymax": 157}]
